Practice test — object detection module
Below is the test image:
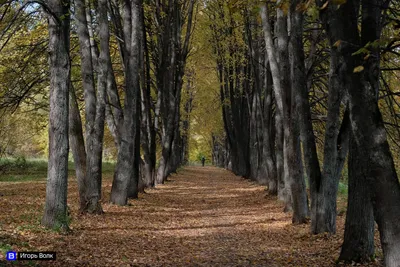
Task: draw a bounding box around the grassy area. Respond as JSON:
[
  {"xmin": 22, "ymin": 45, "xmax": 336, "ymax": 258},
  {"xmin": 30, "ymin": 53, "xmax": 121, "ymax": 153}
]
[
  {"xmin": 338, "ymin": 181, "xmax": 348, "ymax": 196},
  {"xmin": 0, "ymin": 157, "xmax": 115, "ymax": 182},
  {"xmin": 0, "ymin": 157, "xmax": 47, "ymax": 173}
]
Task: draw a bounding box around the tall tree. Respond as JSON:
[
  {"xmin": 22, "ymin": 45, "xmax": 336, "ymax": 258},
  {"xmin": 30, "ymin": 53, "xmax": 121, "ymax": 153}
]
[
  {"xmin": 154, "ymin": 0, "xmax": 196, "ymax": 184},
  {"xmin": 139, "ymin": 0, "xmax": 156, "ymax": 188},
  {"xmin": 68, "ymin": 83, "xmax": 87, "ymax": 212},
  {"xmin": 41, "ymin": 0, "xmax": 71, "ymax": 230},
  {"xmin": 181, "ymin": 69, "xmax": 195, "ymax": 166},
  {"xmin": 259, "ymin": 64, "xmax": 277, "ymax": 194},
  {"xmin": 288, "ymin": 0, "xmax": 310, "ymax": 223},
  {"xmin": 297, "ymin": 1, "xmax": 351, "ymax": 234},
  {"xmin": 319, "ymin": 0, "xmax": 400, "ymax": 265},
  {"xmin": 339, "ymin": 135, "xmax": 374, "ymax": 262},
  {"xmin": 260, "ymin": 3, "xmax": 287, "ymax": 206},
  {"xmin": 289, "ymin": 0, "xmax": 325, "ymax": 231},
  {"xmin": 275, "ymin": 1, "xmax": 293, "ymax": 211},
  {"xmin": 74, "ymin": 0, "xmax": 104, "ymax": 214},
  {"xmin": 260, "ymin": 2, "xmax": 308, "ymax": 216},
  {"xmin": 110, "ymin": 0, "xmax": 142, "ymax": 205}
]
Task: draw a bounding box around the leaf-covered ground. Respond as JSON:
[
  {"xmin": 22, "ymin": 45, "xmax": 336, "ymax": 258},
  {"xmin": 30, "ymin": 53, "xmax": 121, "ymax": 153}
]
[{"xmin": 0, "ymin": 166, "xmax": 383, "ymax": 266}]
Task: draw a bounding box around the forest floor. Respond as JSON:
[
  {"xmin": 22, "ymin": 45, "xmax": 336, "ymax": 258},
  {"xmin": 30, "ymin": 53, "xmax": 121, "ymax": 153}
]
[{"xmin": 0, "ymin": 166, "xmax": 383, "ymax": 266}]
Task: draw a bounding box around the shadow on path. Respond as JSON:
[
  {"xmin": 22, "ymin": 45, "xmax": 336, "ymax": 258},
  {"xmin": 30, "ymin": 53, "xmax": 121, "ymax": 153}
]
[{"xmin": 0, "ymin": 166, "xmax": 370, "ymax": 266}]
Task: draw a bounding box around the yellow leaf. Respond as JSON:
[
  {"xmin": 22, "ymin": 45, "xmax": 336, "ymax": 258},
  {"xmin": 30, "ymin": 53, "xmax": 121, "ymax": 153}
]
[
  {"xmin": 296, "ymin": 3, "xmax": 306, "ymax": 12},
  {"xmin": 333, "ymin": 40, "xmax": 341, "ymax": 48},
  {"xmin": 320, "ymin": 1, "xmax": 329, "ymax": 10},
  {"xmin": 279, "ymin": 1, "xmax": 290, "ymax": 15},
  {"xmin": 305, "ymin": 0, "xmax": 313, "ymax": 9},
  {"xmin": 353, "ymin": 66, "xmax": 364, "ymax": 73}
]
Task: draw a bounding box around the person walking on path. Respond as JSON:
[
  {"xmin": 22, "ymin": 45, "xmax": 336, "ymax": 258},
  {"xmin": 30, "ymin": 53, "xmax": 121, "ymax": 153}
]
[{"xmin": 201, "ymin": 156, "xmax": 205, "ymax": 167}]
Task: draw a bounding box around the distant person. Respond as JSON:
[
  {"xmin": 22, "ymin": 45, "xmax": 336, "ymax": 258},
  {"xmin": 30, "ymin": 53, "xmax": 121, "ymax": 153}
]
[{"xmin": 201, "ymin": 156, "xmax": 205, "ymax": 167}]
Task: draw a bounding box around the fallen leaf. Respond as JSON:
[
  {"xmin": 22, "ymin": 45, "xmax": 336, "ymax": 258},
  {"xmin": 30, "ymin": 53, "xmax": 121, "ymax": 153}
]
[{"xmin": 353, "ymin": 66, "xmax": 365, "ymax": 73}]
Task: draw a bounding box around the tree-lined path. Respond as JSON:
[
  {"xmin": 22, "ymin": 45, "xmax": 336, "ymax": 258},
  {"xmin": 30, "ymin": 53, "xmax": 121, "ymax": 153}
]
[
  {"xmin": 0, "ymin": 167, "xmax": 382, "ymax": 266},
  {"xmin": 2, "ymin": 0, "xmax": 400, "ymax": 265}
]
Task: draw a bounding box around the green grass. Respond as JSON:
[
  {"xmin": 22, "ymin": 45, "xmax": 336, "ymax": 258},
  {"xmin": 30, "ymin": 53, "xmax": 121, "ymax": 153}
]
[
  {"xmin": 0, "ymin": 238, "xmax": 39, "ymax": 266},
  {"xmin": 0, "ymin": 242, "xmax": 13, "ymax": 255},
  {"xmin": 338, "ymin": 182, "xmax": 348, "ymax": 196},
  {"xmin": 101, "ymin": 161, "xmax": 116, "ymax": 173},
  {"xmin": 0, "ymin": 157, "xmax": 115, "ymax": 182},
  {"xmin": 0, "ymin": 157, "xmax": 46, "ymax": 173},
  {"xmin": 0, "ymin": 174, "xmax": 47, "ymax": 182}
]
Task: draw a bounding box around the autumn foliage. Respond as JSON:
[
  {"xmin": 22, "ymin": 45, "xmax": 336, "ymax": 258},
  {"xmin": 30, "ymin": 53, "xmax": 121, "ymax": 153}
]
[{"xmin": 0, "ymin": 167, "xmax": 383, "ymax": 266}]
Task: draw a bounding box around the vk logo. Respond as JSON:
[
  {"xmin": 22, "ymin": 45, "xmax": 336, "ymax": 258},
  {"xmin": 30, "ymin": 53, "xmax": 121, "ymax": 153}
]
[{"xmin": 6, "ymin": 251, "xmax": 17, "ymax": 261}]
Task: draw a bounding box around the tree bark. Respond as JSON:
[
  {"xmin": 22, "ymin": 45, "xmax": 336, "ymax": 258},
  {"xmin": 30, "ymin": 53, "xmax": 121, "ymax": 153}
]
[
  {"xmin": 244, "ymin": 14, "xmax": 262, "ymax": 183},
  {"xmin": 339, "ymin": 135, "xmax": 374, "ymax": 262},
  {"xmin": 288, "ymin": 0, "xmax": 309, "ymax": 223},
  {"xmin": 249, "ymin": 91, "xmax": 259, "ymax": 181},
  {"xmin": 42, "ymin": 0, "xmax": 71, "ymax": 230},
  {"xmin": 260, "ymin": 57, "xmax": 277, "ymax": 194},
  {"xmin": 260, "ymin": 3, "xmax": 285, "ymax": 201},
  {"xmin": 68, "ymin": 83, "xmax": 87, "ymax": 212},
  {"xmin": 105, "ymin": 67, "xmax": 123, "ymax": 150},
  {"xmin": 106, "ymin": 0, "xmax": 124, "ymax": 150},
  {"xmin": 292, "ymin": 9, "xmax": 323, "ymax": 232},
  {"xmin": 276, "ymin": 4, "xmax": 293, "ymax": 212},
  {"xmin": 75, "ymin": 0, "xmax": 103, "ymax": 214},
  {"xmin": 261, "ymin": 3, "xmax": 292, "ymax": 211},
  {"xmin": 110, "ymin": 0, "xmax": 141, "ymax": 205},
  {"xmin": 139, "ymin": 1, "xmax": 155, "ymax": 188},
  {"xmin": 309, "ymin": 1, "xmax": 351, "ymax": 234},
  {"xmin": 319, "ymin": 1, "xmax": 400, "ymax": 264},
  {"xmin": 317, "ymin": 48, "xmax": 346, "ymax": 232}
]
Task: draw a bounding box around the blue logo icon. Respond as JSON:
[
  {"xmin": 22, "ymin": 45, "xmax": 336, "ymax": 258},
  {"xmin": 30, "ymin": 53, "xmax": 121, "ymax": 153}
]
[{"xmin": 6, "ymin": 251, "xmax": 17, "ymax": 261}]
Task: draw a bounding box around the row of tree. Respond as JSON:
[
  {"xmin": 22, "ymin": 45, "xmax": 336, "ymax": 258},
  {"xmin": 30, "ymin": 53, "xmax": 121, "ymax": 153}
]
[
  {"xmin": 29, "ymin": 0, "xmax": 197, "ymax": 229},
  {"xmin": 2, "ymin": 0, "xmax": 400, "ymax": 265},
  {"xmin": 0, "ymin": 0, "xmax": 199, "ymax": 224},
  {"xmin": 207, "ymin": 0, "xmax": 400, "ymax": 265}
]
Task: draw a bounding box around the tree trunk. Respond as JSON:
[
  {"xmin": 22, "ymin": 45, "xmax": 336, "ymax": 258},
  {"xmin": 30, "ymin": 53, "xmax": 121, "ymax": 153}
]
[
  {"xmin": 68, "ymin": 83, "xmax": 87, "ymax": 212},
  {"xmin": 288, "ymin": 0, "xmax": 309, "ymax": 223},
  {"xmin": 276, "ymin": 5, "xmax": 293, "ymax": 212},
  {"xmin": 139, "ymin": 2, "xmax": 155, "ymax": 188},
  {"xmin": 260, "ymin": 57, "xmax": 277, "ymax": 194},
  {"xmin": 110, "ymin": 0, "xmax": 141, "ymax": 205},
  {"xmin": 291, "ymin": 1, "xmax": 323, "ymax": 231},
  {"xmin": 42, "ymin": 0, "xmax": 71, "ymax": 230},
  {"xmin": 105, "ymin": 67, "xmax": 123, "ymax": 150},
  {"xmin": 244, "ymin": 15, "xmax": 261, "ymax": 183},
  {"xmin": 75, "ymin": 0, "xmax": 103, "ymax": 214},
  {"xmin": 83, "ymin": 0, "xmax": 113, "ymax": 214},
  {"xmin": 249, "ymin": 91, "xmax": 259, "ymax": 181},
  {"xmin": 339, "ymin": 136, "xmax": 374, "ymax": 262},
  {"xmin": 260, "ymin": 3, "xmax": 289, "ymax": 209},
  {"xmin": 309, "ymin": 0, "xmax": 352, "ymax": 234},
  {"xmin": 155, "ymin": 0, "xmax": 195, "ymax": 184},
  {"xmin": 128, "ymin": 86, "xmax": 141, "ymax": 198},
  {"xmin": 319, "ymin": 1, "xmax": 400, "ymax": 264},
  {"xmin": 348, "ymin": 43, "xmax": 400, "ymax": 267},
  {"xmin": 155, "ymin": 1, "xmax": 178, "ymax": 184},
  {"xmin": 181, "ymin": 71, "xmax": 194, "ymax": 166},
  {"xmin": 316, "ymin": 47, "xmax": 346, "ymax": 232},
  {"xmin": 105, "ymin": 0, "xmax": 124, "ymax": 150},
  {"xmin": 354, "ymin": 3, "xmax": 400, "ymax": 261},
  {"xmin": 156, "ymin": 80, "xmax": 177, "ymax": 183}
]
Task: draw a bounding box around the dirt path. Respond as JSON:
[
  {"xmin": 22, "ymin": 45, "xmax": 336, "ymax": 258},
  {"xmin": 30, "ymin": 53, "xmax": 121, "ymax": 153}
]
[{"xmin": 0, "ymin": 166, "xmax": 382, "ymax": 266}]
